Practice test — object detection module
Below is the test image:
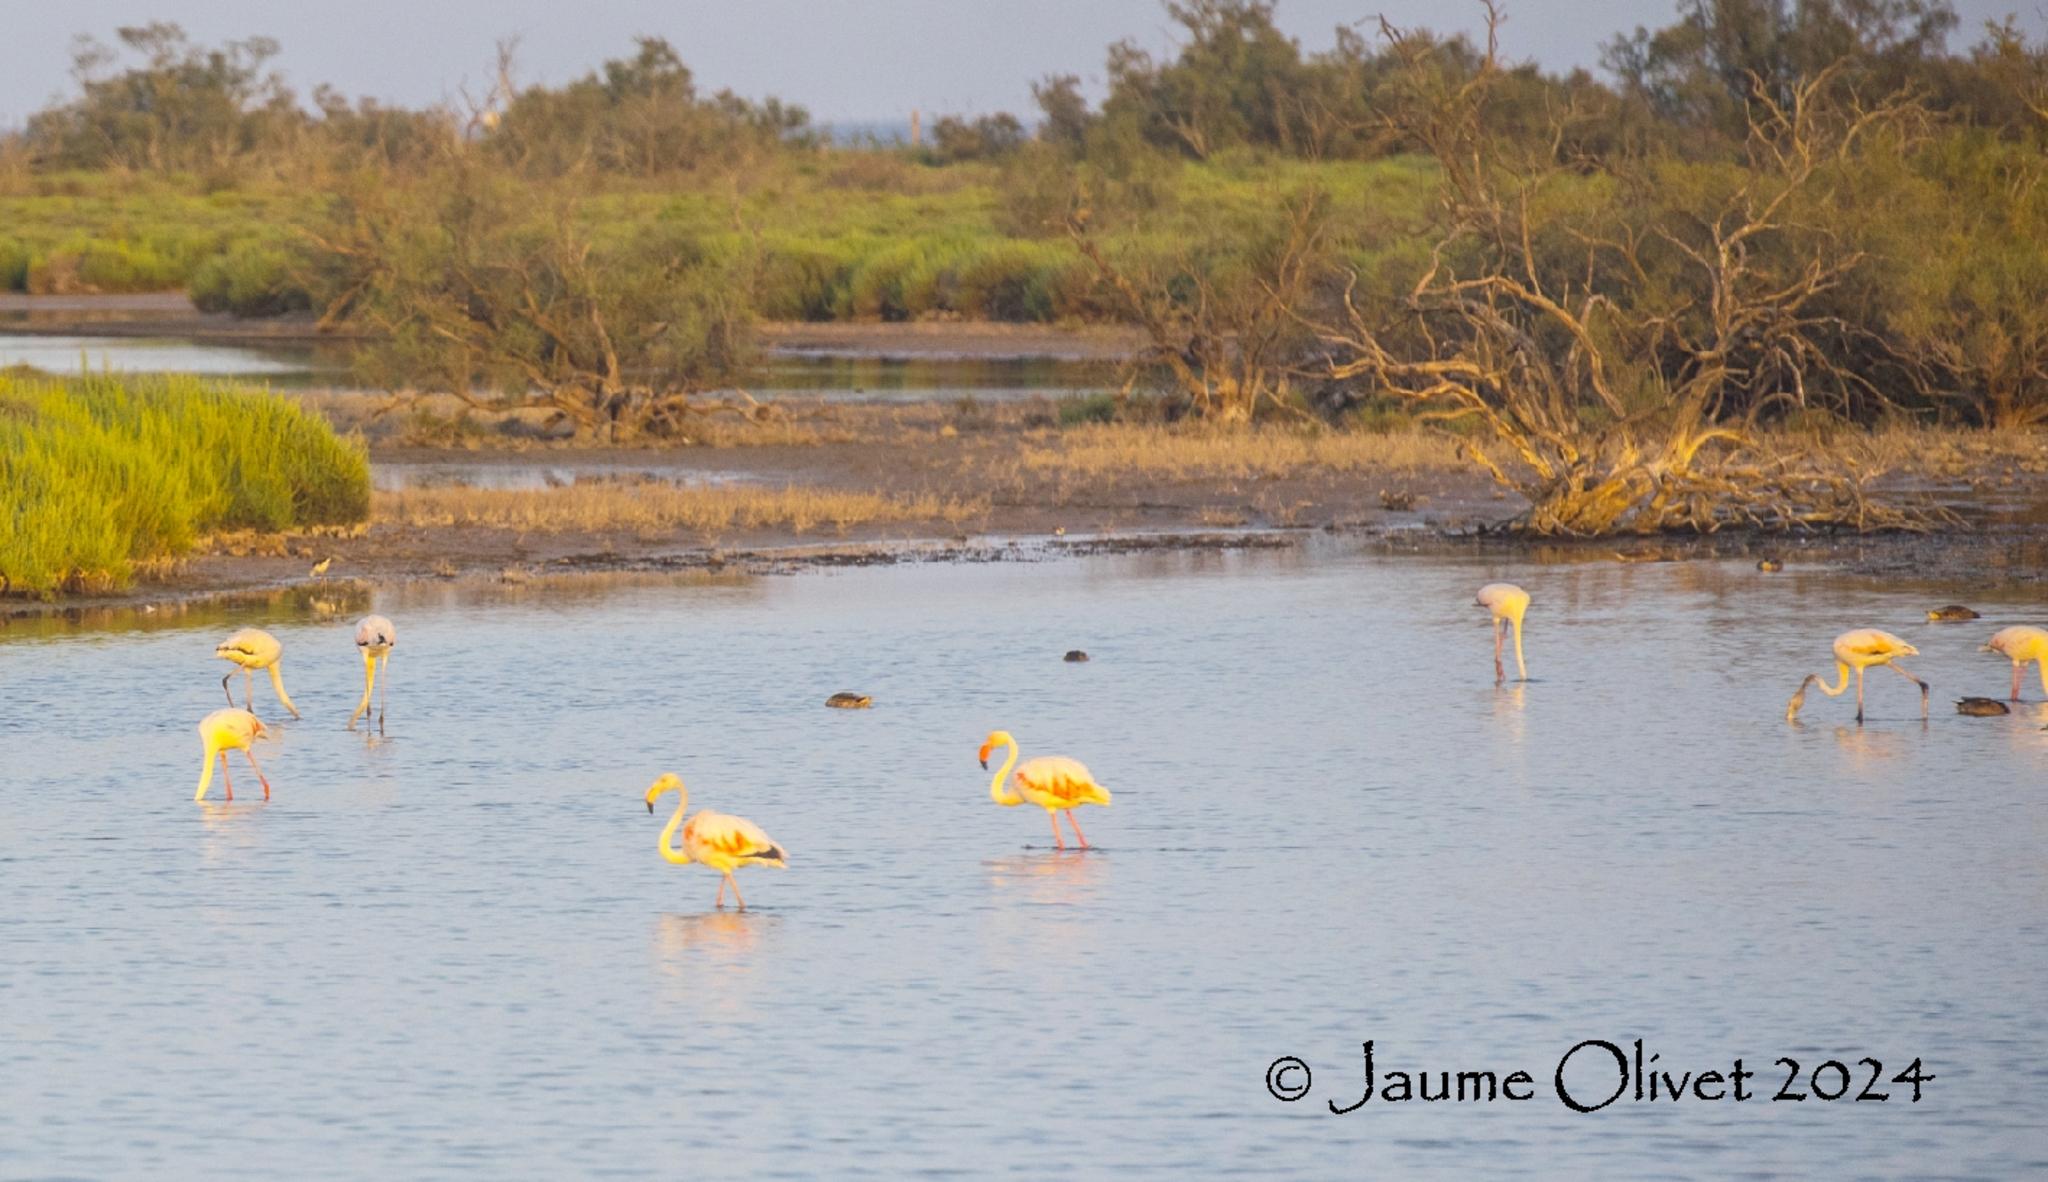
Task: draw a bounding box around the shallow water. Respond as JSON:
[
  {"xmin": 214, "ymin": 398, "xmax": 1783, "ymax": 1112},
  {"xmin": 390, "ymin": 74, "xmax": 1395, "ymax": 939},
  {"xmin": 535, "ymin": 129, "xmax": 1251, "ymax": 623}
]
[
  {"xmin": 2, "ymin": 547, "xmax": 2044, "ymax": 1178},
  {"xmin": 0, "ymin": 332, "xmax": 1112, "ymax": 404},
  {"xmin": 0, "ymin": 333, "xmax": 332, "ymax": 381}
]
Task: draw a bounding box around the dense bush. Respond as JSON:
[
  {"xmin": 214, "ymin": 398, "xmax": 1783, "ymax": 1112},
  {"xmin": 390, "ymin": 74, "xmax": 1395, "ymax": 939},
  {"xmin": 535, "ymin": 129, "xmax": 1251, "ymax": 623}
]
[{"xmin": 0, "ymin": 374, "xmax": 369, "ymax": 596}]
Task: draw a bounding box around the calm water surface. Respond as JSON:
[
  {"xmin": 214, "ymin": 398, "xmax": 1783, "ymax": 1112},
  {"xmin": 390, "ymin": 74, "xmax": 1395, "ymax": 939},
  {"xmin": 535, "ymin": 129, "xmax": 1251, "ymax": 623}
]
[
  {"xmin": 2, "ymin": 549, "xmax": 2044, "ymax": 1178},
  {"xmin": 0, "ymin": 332, "xmax": 1112, "ymax": 404}
]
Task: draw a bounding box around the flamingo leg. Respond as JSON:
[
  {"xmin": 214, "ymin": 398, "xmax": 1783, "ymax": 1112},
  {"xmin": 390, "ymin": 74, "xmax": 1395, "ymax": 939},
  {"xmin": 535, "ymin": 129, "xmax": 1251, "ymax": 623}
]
[
  {"xmin": 243, "ymin": 748, "xmax": 272, "ymax": 801},
  {"xmin": 220, "ymin": 752, "xmax": 234, "ymax": 801},
  {"xmin": 1492, "ymin": 619, "xmax": 1505, "ymax": 684},
  {"xmin": 377, "ymin": 654, "xmax": 390, "ymax": 734},
  {"xmin": 1887, "ymin": 662, "xmax": 1929, "ymax": 718},
  {"xmin": 1855, "ymin": 665, "xmax": 1866, "ymax": 723},
  {"xmin": 2014, "ymin": 662, "xmax": 2024, "ymax": 703},
  {"xmin": 221, "ymin": 671, "xmax": 236, "ymax": 708},
  {"xmin": 1066, "ymin": 811, "xmax": 1091, "ymax": 849},
  {"xmin": 242, "ymin": 668, "xmax": 255, "ymax": 711},
  {"xmin": 715, "ymin": 876, "xmax": 727, "ymax": 908},
  {"xmin": 1048, "ymin": 810, "xmax": 1066, "ymax": 850},
  {"xmin": 728, "ymin": 873, "xmax": 747, "ymax": 911}
]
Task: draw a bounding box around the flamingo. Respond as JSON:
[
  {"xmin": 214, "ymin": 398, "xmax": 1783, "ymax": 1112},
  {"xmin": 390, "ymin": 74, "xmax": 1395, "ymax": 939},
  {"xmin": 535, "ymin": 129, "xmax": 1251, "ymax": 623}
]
[
  {"xmin": 643, "ymin": 773, "xmax": 787, "ymax": 909},
  {"xmin": 349, "ymin": 615, "xmax": 396, "ymax": 733},
  {"xmin": 1475, "ymin": 583, "xmax": 1530, "ymax": 683},
  {"xmin": 978, "ymin": 730, "xmax": 1111, "ymax": 849},
  {"xmin": 195, "ymin": 708, "xmax": 270, "ymax": 801},
  {"xmin": 1786, "ymin": 629, "xmax": 1929, "ymax": 723},
  {"xmin": 1984, "ymin": 625, "xmax": 2048, "ymax": 701},
  {"xmin": 214, "ymin": 628, "xmax": 300, "ymax": 719}
]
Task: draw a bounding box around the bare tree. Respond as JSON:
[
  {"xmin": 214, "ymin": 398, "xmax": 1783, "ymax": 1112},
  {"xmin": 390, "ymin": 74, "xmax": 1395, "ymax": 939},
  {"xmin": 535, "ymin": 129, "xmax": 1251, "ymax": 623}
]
[
  {"xmin": 1311, "ymin": 6, "xmax": 1947, "ymax": 533},
  {"xmin": 1068, "ymin": 190, "xmax": 1328, "ymax": 424}
]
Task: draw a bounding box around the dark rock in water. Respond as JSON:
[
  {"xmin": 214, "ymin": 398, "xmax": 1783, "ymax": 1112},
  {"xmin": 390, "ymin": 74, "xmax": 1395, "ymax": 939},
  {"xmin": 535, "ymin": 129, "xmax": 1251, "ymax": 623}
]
[
  {"xmin": 1956, "ymin": 697, "xmax": 2010, "ymax": 716},
  {"xmin": 1063, "ymin": 650, "xmax": 1090, "ymax": 663},
  {"xmin": 825, "ymin": 692, "xmax": 872, "ymax": 709},
  {"xmin": 1927, "ymin": 605, "xmax": 1981, "ymax": 622}
]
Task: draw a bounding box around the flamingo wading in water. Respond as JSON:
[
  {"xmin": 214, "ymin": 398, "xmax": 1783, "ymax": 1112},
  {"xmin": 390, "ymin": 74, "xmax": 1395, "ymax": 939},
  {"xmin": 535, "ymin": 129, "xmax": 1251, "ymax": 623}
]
[
  {"xmin": 1786, "ymin": 629, "xmax": 1929, "ymax": 723},
  {"xmin": 214, "ymin": 628, "xmax": 300, "ymax": 719},
  {"xmin": 1476, "ymin": 583, "xmax": 1530, "ymax": 683},
  {"xmin": 643, "ymin": 773, "xmax": 787, "ymax": 909},
  {"xmin": 1984, "ymin": 626, "xmax": 2048, "ymax": 702},
  {"xmin": 349, "ymin": 615, "xmax": 396, "ymax": 733},
  {"xmin": 979, "ymin": 730, "xmax": 1111, "ymax": 849},
  {"xmin": 195, "ymin": 708, "xmax": 270, "ymax": 801}
]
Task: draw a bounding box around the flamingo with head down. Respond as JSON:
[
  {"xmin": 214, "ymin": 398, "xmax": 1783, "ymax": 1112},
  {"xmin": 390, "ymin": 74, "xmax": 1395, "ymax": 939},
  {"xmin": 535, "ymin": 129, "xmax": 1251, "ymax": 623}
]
[
  {"xmin": 195, "ymin": 708, "xmax": 270, "ymax": 801},
  {"xmin": 1475, "ymin": 583, "xmax": 1530, "ymax": 684},
  {"xmin": 349, "ymin": 615, "xmax": 396, "ymax": 733},
  {"xmin": 1984, "ymin": 625, "xmax": 2048, "ymax": 702},
  {"xmin": 214, "ymin": 628, "xmax": 300, "ymax": 719},
  {"xmin": 1787, "ymin": 629, "xmax": 1928, "ymax": 724}
]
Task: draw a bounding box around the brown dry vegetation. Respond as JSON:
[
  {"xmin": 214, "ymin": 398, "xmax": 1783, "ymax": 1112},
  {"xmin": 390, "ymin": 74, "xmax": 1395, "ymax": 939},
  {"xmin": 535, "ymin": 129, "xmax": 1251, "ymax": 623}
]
[
  {"xmin": 1016, "ymin": 424, "xmax": 1472, "ymax": 479},
  {"xmin": 373, "ymin": 482, "xmax": 987, "ymax": 536}
]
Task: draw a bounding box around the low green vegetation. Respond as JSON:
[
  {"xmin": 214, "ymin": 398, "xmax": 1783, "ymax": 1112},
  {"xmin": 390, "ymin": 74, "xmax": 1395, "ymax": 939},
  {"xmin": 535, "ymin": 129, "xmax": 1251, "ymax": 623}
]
[
  {"xmin": 1, "ymin": 2, "xmax": 2044, "ymax": 536},
  {"xmin": 0, "ymin": 374, "xmax": 369, "ymax": 596}
]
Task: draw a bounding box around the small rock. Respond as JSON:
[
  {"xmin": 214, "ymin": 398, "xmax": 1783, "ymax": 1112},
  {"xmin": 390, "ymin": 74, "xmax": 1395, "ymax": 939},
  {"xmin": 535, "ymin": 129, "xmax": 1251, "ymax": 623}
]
[
  {"xmin": 1063, "ymin": 650, "xmax": 1090, "ymax": 663},
  {"xmin": 825, "ymin": 692, "xmax": 872, "ymax": 709}
]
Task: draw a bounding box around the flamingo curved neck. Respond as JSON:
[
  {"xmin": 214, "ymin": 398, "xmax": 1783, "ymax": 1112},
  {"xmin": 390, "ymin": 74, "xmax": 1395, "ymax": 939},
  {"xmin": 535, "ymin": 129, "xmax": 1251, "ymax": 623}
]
[
  {"xmin": 1813, "ymin": 661, "xmax": 1851, "ymax": 697},
  {"xmin": 267, "ymin": 663, "xmax": 300, "ymax": 718},
  {"xmin": 657, "ymin": 790, "xmax": 692, "ymax": 864},
  {"xmin": 195, "ymin": 740, "xmax": 220, "ymax": 801},
  {"xmin": 349, "ymin": 650, "xmax": 378, "ymax": 729},
  {"xmin": 988, "ymin": 740, "xmax": 1023, "ymax": 806}
]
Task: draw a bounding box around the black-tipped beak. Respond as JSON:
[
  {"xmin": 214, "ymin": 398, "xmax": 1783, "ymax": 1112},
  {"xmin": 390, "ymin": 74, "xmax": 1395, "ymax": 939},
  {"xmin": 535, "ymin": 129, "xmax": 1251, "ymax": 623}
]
[
  {"xmin": 645, "ymin": 800, "xmax": 654, "ymax": 814},
  {"xmin": 979, "ymin": 758, "xmax": 988, "ymax": 770}
]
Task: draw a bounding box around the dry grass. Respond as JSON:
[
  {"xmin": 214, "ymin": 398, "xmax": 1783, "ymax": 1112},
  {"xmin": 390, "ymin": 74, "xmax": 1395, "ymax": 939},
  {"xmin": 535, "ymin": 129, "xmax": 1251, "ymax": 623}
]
[
  {"xmin": 1832, "ymin": 425, "xmax": 2048, "ymax": 479},
  {"xmin": 374, "ymin": 482, "xmax": 986, "ymax": 535},
  {"xmin": 1019, "ymin": 424, "xmax": 1473, "ymax": 479}
]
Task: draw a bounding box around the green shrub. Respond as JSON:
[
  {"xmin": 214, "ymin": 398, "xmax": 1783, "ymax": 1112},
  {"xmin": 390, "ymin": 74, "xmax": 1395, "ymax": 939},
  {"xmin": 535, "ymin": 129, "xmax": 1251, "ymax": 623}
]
[
  {"xmin": 0, "ymin": 239, "xmax": 28, "ymax": 291},
  {"xmin": 0, "ymin": 374, "xmax": 369, "ymax": 596},
  {"xmin": 190, "ymin": 238, "xmax": 313, "ymax": 316}
]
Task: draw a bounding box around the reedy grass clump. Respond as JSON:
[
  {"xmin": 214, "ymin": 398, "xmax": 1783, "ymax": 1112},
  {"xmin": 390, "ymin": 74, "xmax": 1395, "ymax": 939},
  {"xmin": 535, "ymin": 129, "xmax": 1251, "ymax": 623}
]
[
  {"xmin": 375, "ymin": 481, "xmax": 984, "ymax": 535},
  {"xmin": 0, "ymin": 373, "xmax": 369, "ymax": 596}
]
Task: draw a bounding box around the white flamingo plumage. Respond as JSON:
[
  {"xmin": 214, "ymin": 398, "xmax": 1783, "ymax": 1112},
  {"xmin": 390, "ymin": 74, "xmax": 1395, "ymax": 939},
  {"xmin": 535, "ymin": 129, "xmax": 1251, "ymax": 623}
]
[{"xmin": 349, "ymin": 615, "xmax": 396, "ymax": 733}]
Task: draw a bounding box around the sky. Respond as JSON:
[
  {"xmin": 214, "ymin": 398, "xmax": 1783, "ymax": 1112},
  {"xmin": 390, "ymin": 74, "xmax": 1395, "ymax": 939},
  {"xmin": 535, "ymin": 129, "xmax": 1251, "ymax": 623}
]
[{"xmin": 1, "ymin": 0, "xmax": 2043, "ymax": 128}]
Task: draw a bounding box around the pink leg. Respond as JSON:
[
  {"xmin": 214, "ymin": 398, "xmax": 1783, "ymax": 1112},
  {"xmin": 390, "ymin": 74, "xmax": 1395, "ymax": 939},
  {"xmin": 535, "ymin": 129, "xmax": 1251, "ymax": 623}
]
[
  {"xmin": 1066, "ymin": 812, "xmax": 1090, "ymax": 848},
  {"xmin": 1854, "ymin": 666, "xmax": 1866, "ymax": 723},
  {"xmin": 219, "ymin": 753, "xmax": 234, "ymax": 801},
  {"xmin": 1887, "ymin": 662, "xmax": 1929, "ymax": 718},
  {"xmin": 728, "ymin": 874, "xmax": 747, "ymax": 910},
  {"xmin": 715, "ymin": 876, "xmax": 727, "ymax": 908},
  {"xmin": 243, "ymin": 749, "xmax": 272, "ymax": 801},
  {"xmin": 2014, "ymin": 663, "xmax": 2023, "ymax": 703},
  {"xmin": 1048, "ymin": 811, "xmax": 1066, "ymax": 850},
  {"xmin": 1492, "ymin": 620, "xmax": 1505, "ymax": 684}
]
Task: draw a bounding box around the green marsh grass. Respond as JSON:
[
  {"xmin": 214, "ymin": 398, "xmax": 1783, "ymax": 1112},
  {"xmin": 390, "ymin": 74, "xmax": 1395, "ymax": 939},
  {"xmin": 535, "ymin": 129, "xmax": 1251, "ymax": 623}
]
[{"xmin": 0, "ymin": 373, "xmax": 369, "ymax": 596}]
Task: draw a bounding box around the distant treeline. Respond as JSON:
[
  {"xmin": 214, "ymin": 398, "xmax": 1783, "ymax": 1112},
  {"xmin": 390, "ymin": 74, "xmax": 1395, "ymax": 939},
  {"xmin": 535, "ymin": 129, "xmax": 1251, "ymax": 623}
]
[{"xmin": 6, "ymin": 2, "xmax": 2042, "ymax": 176}]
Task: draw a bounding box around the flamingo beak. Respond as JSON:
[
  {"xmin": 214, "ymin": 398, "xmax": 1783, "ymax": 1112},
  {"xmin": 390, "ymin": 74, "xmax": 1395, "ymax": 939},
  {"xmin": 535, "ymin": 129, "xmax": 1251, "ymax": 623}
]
[
  {"xmin": 646, "ymin": 800, "xmax": 654, "ymax": 814},
  {"xmin": 979, "ymin": 758, "xmax": 989, "ymax": 770}
]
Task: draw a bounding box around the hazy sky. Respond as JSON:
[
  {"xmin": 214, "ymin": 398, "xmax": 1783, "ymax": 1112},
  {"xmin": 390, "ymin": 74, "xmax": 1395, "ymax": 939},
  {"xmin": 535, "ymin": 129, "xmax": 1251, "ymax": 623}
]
[{"xmin": 2, "ymin": 0, "xmax": 2043, "ymax": 127}]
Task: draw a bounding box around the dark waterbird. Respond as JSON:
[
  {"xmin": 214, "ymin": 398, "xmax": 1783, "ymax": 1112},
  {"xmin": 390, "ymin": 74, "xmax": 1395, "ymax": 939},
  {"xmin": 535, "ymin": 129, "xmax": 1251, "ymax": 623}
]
[{"xmin": 1956, "ymin": 697, "xmax": 2011, "ymax": 716}]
